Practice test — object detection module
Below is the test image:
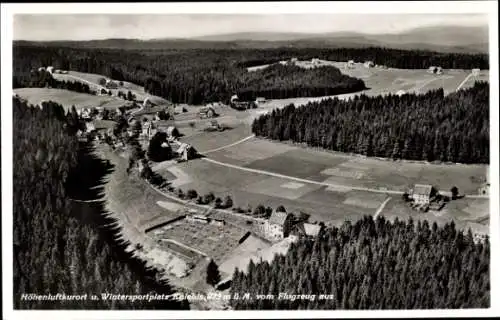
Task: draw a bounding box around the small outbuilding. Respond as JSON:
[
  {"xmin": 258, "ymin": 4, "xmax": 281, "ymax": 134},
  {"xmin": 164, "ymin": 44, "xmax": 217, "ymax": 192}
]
[
  {"xmin": 364, "ymin": 61, "xmax": 375, "ymax": 68},
  {"xmin": 472, "ymin": 68, "xmax": 481, "ymax": 76}
]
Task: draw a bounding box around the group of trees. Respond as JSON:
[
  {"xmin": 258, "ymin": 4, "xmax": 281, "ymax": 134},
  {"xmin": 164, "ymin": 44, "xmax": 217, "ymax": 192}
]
[
  {"xmin": 13, "ymin": 97, "xmax": 188, "ymax": 309},
  {"xmin": 252, "ymin": 81, "xmax": 489, "ymax": 164},
  {"xmin": 13, "ymin": 69, "xmax": 94, "ymax": 95},
  {"xmin": 14, "ymin": 45, "xmax": 487, "ymax": 106},
  {"xmin": 230, "ymin": 215, "xmax": 490, "ymax": 309},
  {"xmin": 235, "ymin": 63, "xmax": 366, "ymax": 101},
  {"xmin": 234, "ymin": 47, "xmax": 489, "ymax": 70},
  {"xmin": 117, "ymin": 90, "xmax": 136, "ymax": 101}
]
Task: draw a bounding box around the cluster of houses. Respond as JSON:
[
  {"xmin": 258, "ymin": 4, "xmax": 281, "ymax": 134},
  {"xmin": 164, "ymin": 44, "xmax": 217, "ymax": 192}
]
[{"xmin": 36, "ymin": 66, "xmax": 68, "ymax": 74}]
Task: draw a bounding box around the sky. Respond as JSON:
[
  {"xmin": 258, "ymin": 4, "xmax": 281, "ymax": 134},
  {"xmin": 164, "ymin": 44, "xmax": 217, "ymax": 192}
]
[{"xmin": 14, "ymin": 14, "xmax": 488, "ymax": 41}]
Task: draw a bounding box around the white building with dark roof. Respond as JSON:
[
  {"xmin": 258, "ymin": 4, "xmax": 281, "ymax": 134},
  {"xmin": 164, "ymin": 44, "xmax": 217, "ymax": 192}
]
[
  {"xmin": 263, "ymin": 210, "xmax": 292, "ymax": 241},
  {"xmin": 410, "ymin": 184, "xmax": 436, "ymax": 205}
]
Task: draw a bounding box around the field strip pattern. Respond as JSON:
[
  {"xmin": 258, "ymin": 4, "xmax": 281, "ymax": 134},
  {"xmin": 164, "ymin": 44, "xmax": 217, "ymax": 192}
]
[
  {"xmin": 201, "ymin": 157, "xmax": 403, "ymax": 195},
  {"xmin": 199, "ymin": 134, "xmax": 256, "ymax": 154}
]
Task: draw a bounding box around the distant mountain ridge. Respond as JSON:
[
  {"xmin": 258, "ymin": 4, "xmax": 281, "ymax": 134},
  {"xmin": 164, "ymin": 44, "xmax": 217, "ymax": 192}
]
[{"xmin": 15, "ymin": 25, "xmax": 488, "ymax": 54}]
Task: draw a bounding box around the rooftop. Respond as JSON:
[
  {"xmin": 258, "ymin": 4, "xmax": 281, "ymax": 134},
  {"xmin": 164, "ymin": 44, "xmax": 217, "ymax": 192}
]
[
  {"xmin": 268, "ymin": 210, "xmax": 289, "ymax": 226},
  {"xmin": 413, "ymin": 184, "xmax": 433, "ymax": 196}
]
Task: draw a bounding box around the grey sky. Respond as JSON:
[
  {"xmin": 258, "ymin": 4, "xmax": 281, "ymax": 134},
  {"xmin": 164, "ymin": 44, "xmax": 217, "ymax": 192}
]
[{"xmin": 14, "ymin": 14, "xmax": 488, "ymax": 41}]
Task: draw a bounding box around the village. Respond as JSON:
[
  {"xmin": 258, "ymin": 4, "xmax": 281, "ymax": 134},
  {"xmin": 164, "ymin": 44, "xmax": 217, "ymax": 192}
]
[{"xmin": 22, "ymin": 58, "xmax": 490, "ymax": 299}]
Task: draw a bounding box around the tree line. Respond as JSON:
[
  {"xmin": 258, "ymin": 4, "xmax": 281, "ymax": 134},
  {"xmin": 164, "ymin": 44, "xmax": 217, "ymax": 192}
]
[
  {"xmin": 229, "ymin": 215, "xmax": 490, "ymax": 309},
  {"xmin": 252, "ymin": 81, "xmax": 489, "ymax": 164},
  {"xmin": 234, "ymin": 47, "xmax": 489, "ymax": 70},
  {"xmin": 14, "ymin": 45, "xmax": 487, "ymax": 105},
  {"xmin": 13, "ymin": 69, "xmax": 94, "ymax": 95},
  {"xmin": 13, "ymin": 97, "xmax": 188, "ymax": 309}
]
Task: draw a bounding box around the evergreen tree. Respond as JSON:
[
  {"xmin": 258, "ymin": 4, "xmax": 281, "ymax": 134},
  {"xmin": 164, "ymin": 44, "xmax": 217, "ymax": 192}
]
[{"xmin": 206, "ymin": 259, "xmax": 221, "ymax": 287}]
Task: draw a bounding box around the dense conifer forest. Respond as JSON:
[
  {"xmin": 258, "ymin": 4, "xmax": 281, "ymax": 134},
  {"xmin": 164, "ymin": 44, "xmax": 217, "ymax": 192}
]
[
  {"xmin": 13, "ymin": 44, "xmax": 487, "ymax": 105},
  {"xmin": 252, "ymin": 81, "xmax": 489, "ymax": 164},
  {"xmin": 13, "ymin": 97, "xmax": 189, "ymax": 309},
  {"xmin": 230, "ymin": 216, "xmax": 490, "ymax": 310}
]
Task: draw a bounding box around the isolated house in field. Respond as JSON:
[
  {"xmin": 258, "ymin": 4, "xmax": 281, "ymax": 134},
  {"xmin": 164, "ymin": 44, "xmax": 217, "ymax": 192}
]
[
  {"xmin": 290, "ymin": 57, "xmax": 298, "ymax": 64},
  {"xmin": 346, "ymin": 60, "xmax": 355, "ymax": 69},
  {"xmin": 105, "ymin": 79, "xmax": 118, "ymax": 89},
  {"xmin": 255, "ymin": 97, "xmax": 266, "ymax": 104},
  {"xmin": 264, "ymin": 210, "xmax": 293, "ymax": 241},
  {"xmin": 311, "ymin": 58, "xmax": 321, "ymax": 65},
  {"xmin": 478, "ymin": 167, "xmax": 490, "ymax": 195},
  {"xmin": 472, "ymin": 68, "xmax": 481, "ymax": 76},
  {"xmin": 428, "ymin": 66, "xmax": 443, "ymax": 74},
  {"xmin": 364, "ymin": 61, "xmax": 375, "ymax": 68},
  {"xmin": 410, "ymin": 184, "xmax": 437, "ymax": 205},
  {"xmin": 199, "ymin": 105, "xmax": 216, "ymax": 118},
  {"xmin": 230, "ymin": 95, "xmax": 239, "ymax": 103}
]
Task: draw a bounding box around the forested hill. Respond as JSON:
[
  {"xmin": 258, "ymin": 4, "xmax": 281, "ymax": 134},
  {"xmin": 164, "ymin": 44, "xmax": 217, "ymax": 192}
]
[
  {"xmin": 252, "ymin": 81, "xmax": 489, "ymax": 164},
  {"xmin": 230, "ymin": 215, "xmax": 490, "ymax": 310},
  {"xmin": 14, "ymin": 45, "xmax": 487, "ymax": 105},
  {"xmin": 13, "ymin": 97, "xmax": 188, "ymax": 310}
]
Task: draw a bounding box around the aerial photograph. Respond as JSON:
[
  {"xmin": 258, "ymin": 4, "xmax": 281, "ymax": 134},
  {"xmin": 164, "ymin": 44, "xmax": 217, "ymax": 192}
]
[{"xmin": 5, "ymin": 2, "xmax": 495, "ymax": 316}]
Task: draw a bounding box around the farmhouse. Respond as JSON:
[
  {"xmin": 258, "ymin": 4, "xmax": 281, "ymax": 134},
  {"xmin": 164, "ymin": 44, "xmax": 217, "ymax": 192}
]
[
  {"xmin": 311, "ymin": 58, "xmax": 321, "ymax": 65},
  {"xmin": 346, "ymin": 60, "xmax": 355, "ymax": 69},
  {"xmin": 38, "ymin": 67, "xmax": 46, "ymax": 72},
  {"xmin": 199, "ymin": 105, "xmax": 216, "ymax": 118},
  {"xmin": 46, "ymin": 66, "xmax": 54, "ymax": 74},
  {"xmin": 364, "ymin": 61, "xmax": 375, "ymax": 68},
  {"xmin": 478, "ymin": 167, "xmax": 490, "ymax": 195},
  {"xmin": 170, "ymin": 141, "xmax": 196, "ymax": 161},
  {"xmin": 255, "ymin": 97, "xmax": 266, "ymax": 104},
  {"xmin": 396, "ymin": 90, "xmax": 406, "ymax": 96},
  {"xmin": 166, "ymin": 126, "xmax": 180, "ymax": 139},
  {"xmin": 410, "ymin": 184, "xmax": 437, "ymax": 205},
  {"xmin": 105, "ymin": 79, "xmax": 118, "ymax": 89},
  {"xmin": 472, "ymin": 68, "xmax": 481, "ymax": 76},
  {"xmin": 263, "ymin": 210, "xmax": 293, "ymax": 241},
  {"xmin": 428, "ymin": 66, "xmax": 443, "ymax": 74}
]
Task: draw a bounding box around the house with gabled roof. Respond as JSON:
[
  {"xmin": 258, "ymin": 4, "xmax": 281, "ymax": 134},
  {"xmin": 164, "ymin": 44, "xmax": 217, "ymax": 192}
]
[
  {"xmin": 294, "ymin": 222, "xmax": 322, "ymax": 239},
  {"xmin": 410, "ymin": 184, "xmax": 437, "ymax": 205},
  {"xmin": 263, "ymin": 210, "xmax": 293, "ymax": 241}
]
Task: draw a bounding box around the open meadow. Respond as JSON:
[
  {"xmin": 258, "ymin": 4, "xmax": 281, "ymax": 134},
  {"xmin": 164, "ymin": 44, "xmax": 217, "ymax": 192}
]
[{"xmin": 13, "ymin": 88, "xmax": 130, "ymax": 110}]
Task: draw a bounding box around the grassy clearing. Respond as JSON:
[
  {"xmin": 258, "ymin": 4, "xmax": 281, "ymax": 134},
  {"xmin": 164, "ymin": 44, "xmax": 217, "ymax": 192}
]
[
  {"xmin": 13, "ymin": 88, "xmax": 128, "ymax": 110},
  {"xmin": 180, "ymin": 124, "xmax": 252, "ymax": 153},
  {"xmin": 207, "ymin": 137, "xmax": 295, "ymax": 166},
  {"xmin": 245, "ymin": 148, "xmax": 348, "ymax": 179},
  {"xmin": 95, "ymin": 144, "xmax": 184, "ymax": 232}
]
